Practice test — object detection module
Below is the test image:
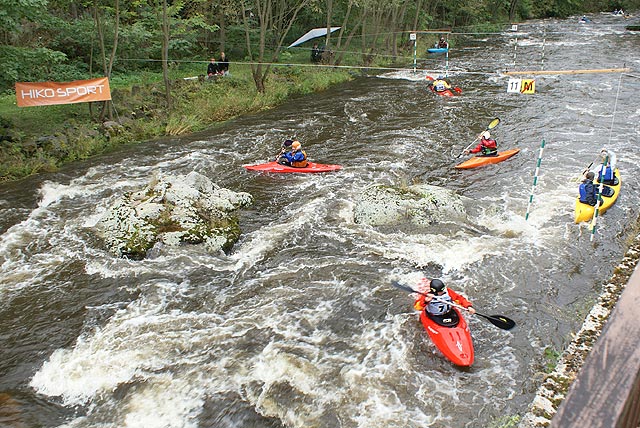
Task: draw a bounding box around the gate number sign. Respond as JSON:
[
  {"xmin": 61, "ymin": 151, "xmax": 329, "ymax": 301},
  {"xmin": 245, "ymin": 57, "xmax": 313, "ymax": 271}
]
[{"xmin": 507, "ymin": 78, "xmax": 535, "ymax": 94}]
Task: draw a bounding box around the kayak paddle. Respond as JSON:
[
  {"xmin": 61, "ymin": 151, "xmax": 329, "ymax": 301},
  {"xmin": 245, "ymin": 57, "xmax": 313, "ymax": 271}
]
[
  {"xmin": 391, "ymin": 281, "xmax": 516, "ymax": 331},
  {"xmin": 456, "ymin": 117, "xmax": 501, "ymax": 158},
  {"xmin": 274, "ymin": 139, "xmax": 294, "ymax": 161},
  {"xmin": 571, "ymin": 161, "xmax": 595, "ymax": 182}
]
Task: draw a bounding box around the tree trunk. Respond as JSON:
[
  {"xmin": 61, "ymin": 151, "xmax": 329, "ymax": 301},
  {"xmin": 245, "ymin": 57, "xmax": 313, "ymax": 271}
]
[
  {"xmin": 241, "ymin": 0, "xmax": 308, "ymax": 93},
  {"xmin": 509, "ymin": 0, "xmax": 519, "ymax": 21},
  {"xmin": 324, "ymin": 0, "xmax": 333, "ymax": 48},
  {"xmin": 412, "ymin": 0, "xmax": 423, "ymax": 31},
  {"xmin": 161, "ymin": 0, "xmax": 171, "ymax": 109}
]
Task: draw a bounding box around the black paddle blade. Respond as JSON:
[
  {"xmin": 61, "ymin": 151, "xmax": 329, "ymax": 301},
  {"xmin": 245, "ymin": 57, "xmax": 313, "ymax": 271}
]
[
  {"xmin": 391, "ymin": 281, "xmax": 422, "ymax": 295},
  {"xmin": 478, "ymin": 313, "xmax": 516, "ymax": 330}
]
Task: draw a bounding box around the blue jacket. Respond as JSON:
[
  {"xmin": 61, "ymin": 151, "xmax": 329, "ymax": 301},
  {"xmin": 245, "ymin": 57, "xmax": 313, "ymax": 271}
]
[
  {"xmin": 284, "ymin": 150, "xmax": 306, "ymax": 163},
  {"xmin": 579, "ymin": 179, "xmax": 597, "ymax": 205}
]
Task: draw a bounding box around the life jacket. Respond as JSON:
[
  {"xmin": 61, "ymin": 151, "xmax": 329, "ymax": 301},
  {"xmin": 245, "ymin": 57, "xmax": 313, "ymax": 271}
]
[
  {"xmin": 426, "ymin": 292, "xmax": 453, "ymax": 316},
  {"xmin": 579, "ymin": 180, "xmax": 596, "ymax": 205},
  {"xmin": 291, "ymin": 150, "xmax": 308, "ymax": 168},
  {"xmin": 433, "ymin": 80, "xmax": 448, "ymax": 92},
  {"xmin": 480, "ymin": 137, "xmax": 498, "ymax": 155},
  {"xmin": 597, "ymin": 166, "xmax": 614, "ymax": 182}
]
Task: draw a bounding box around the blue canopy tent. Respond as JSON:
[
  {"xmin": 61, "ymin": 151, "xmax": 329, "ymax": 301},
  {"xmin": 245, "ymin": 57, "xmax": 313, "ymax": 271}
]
[{"xmin": 287, "ymin": 27, "xmax": 341, "ymax": 48}]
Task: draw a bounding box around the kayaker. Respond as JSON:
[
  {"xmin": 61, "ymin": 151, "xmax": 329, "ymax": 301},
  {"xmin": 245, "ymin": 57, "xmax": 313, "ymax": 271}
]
[
  {"xmin": 413, "ymin": 278, "xmax": 475, "ymax": 318},
  {"xmin": 464, "ymin": 131, "xmax": 498, "ymax": 157},
  {"xmin": 593, "ymin": 148, "xmax": 617, "ymax": 185},
  {"xmin": 578, "ymin": 171, "xmax": 601, "ymax": 206},
  {"xmin": 275, "ymin": 138, "xmax": 294, "ymax": 160},
  {"xmin": 436, "ymin": 37, "xmax": 449, "ymax": 49},
  {"xmin": 429, "ymin": 76, "xmax": 452, "ymax": 93},
  {"xmin": 277, "ymin": 140, "xmax": 308, "ymax": 167}
]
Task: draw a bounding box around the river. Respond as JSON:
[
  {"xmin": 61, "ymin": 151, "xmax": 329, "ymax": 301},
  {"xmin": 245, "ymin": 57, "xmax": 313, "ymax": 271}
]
[{"xmin": 1, "ymin": 13, "xmax": 639, "ymax": 428}]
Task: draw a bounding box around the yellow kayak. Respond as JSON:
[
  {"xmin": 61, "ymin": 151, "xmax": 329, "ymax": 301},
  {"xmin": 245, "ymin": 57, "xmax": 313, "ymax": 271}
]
[{"xmin": 574, "ymin": 169, "xmax": 621, "ymax": 223}]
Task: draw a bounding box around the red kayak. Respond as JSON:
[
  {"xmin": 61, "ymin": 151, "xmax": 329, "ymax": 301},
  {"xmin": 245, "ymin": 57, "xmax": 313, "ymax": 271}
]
[
  {"xmin": 419, "ymin": 307, "xmax": 474, "ymax": 366},
  {"xmin": 454, "ymin": 148, "xmax": 520, "ymax": 169},
  {"xmin": 243, "ymin": 161, "xmax": 342, "ymax": 173}
]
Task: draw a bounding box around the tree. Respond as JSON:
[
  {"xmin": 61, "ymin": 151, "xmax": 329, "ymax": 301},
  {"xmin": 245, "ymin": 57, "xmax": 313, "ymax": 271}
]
[
  {"xmin": 241, "ymin": 0, "xmax": 312, "ymax": 93},
  {"xmin": 94, "ymin": 0, "xmax": 121, "ymax": 120}
]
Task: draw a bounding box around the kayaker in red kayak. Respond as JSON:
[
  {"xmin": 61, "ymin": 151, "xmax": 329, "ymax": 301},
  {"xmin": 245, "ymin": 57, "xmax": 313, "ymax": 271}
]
[
  {"xmin": 464, "ymin": 131, "xmax": 498, "ymax": 157},
  {"xmin": 428, "ymin": 76, "xmax": 452, "ymax": 93},
  {"xmin": 277, "ymin": 140, "xmax": 308, "ymax": 168},
  {"xmin": 414, "ymin": 278, "xmax": 475, "ymax": 323}
]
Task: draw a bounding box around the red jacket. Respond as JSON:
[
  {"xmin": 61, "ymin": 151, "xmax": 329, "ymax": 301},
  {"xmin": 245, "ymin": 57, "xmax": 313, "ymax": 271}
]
[
  {"xmin": 470, "ymin": 137, "xmax": 497, "ymax": 154},
  {"xmin": 413, "ymin": 288, "xmax": 473, "ymax": 311}
]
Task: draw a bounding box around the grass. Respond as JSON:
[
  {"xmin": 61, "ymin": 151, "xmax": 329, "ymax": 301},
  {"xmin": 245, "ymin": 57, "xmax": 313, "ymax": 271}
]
[{"xmin": 0, "ymin": 58, "xmax": 355, "ymax": 181}]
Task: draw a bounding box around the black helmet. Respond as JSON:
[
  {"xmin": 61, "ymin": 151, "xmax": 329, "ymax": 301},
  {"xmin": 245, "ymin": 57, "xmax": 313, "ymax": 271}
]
[
  {"xmin": 430, "ymin": 279, "xmax": 446, "ymax": 293},
  {"xmin": 283, "ymin": 139, "xmax": 294, "ymax": 148}
]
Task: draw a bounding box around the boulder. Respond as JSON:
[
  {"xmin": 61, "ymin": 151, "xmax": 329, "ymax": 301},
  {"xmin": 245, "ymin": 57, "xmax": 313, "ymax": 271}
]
[
  {"xmin": 96, "ymin": 171, "xmax": 252, "ymax": 259},
  {"xmin": 354, "ymin": 183, "xmax": 468, "ymax": 227}
]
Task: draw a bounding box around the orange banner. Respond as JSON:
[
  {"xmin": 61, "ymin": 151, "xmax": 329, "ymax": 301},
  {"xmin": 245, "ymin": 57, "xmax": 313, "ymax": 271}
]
[{"xmin": 15, "ymin": 77, "xmax": 112, "ymax": 107}]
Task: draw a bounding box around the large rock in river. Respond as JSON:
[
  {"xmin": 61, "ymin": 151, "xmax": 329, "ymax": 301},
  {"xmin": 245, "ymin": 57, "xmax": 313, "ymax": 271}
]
[
  {"xmin": 354, "ymin": 183, "xmax": 468, "ymax": 227},
  {"xmin": 96, "ymin": 171, "xmax": 252, "ymax": 259}
]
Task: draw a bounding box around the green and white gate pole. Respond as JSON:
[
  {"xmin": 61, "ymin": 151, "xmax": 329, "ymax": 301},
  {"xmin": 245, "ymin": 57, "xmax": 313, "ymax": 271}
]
[
  {"xmin": 590, "ymin": 155, "xmax": 608, "ymax": 241},
  {"xmin": 411, "ymin": 33, "xmax": 417, "ymax": 72},
  {"xmin": 525, "ymin": 139, "xmax": 545, "ymax": 221}
]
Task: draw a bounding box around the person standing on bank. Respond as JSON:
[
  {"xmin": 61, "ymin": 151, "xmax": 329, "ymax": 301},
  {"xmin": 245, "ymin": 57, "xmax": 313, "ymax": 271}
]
[{"xmin": 218, "ymin": 52, "xmax": 229, "ymax": 75}]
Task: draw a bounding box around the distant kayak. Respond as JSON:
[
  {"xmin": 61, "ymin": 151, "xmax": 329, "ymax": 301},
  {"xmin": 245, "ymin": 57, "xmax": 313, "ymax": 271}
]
[
  {"xmin": 454, "ymin": 148, "xmax": 520, "ymax": 169},
  {"xmin": 574, "ymin": 169, "xmax": 621, "ymax": 223},
  {"xmin": 427, "ymin": 47, "xmax": 448, "ymax": 54},
  {"xmin": 419, "ymin": 306, "xmax": 474, "ymax": 367},
  {"xmin": 243, "ymin": 161, "xmax": 342, "ymax": 173}
]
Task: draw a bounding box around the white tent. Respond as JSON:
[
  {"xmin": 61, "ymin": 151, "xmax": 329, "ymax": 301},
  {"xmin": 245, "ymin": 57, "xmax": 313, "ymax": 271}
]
[{"xmin": 287, "ymin": 27, "xmax": 341, "ymax": 48}]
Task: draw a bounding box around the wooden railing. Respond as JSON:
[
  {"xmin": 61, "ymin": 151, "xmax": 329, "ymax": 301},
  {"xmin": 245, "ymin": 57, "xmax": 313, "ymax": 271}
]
[{"xmin": 551, "ymin": 262, "xmax": 640, "ymax": 427}]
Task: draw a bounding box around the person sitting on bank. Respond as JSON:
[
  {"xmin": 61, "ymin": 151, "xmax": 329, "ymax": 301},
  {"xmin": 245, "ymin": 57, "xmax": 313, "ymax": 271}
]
[
  {"xmin": 207, "ymin": 57, "xmax": 220, "ymax": 78},
  {"xmin": 465, "ymin": 131, "xmax": 498, "ymax": 157},
  {"xmin": 413, "ymin": 278, "xmax": 475, "ymax": 325},
  {"xmin": 218, "ymin": 52, "xmax": 229, "ymax": 75},
  {"xmin": 593, "ymin": 148, "xmax": 617, "ymax": 185},
  {"xmin": 277, "ymin": 140, "xmax": 308, "ymax": 167},
  {"xmin": 436, "ymin": 36, "xmax": 449, "ymax": 49},
  {"xmin": 429, "ymin": 75, "xmax": 452, "ymax": 92}
]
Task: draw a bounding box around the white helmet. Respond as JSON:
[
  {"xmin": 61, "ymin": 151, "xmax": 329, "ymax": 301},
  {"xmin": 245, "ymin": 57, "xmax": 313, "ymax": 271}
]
[{"xmin": 482, "ymin": 131, "xmax": 491, "ymax": 139}]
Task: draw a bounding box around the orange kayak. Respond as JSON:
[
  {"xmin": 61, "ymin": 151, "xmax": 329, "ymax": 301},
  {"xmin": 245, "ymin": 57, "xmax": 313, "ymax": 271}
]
[{"xmin": 454, "ymin": 148, "xmax": 520, "ymax": 169}]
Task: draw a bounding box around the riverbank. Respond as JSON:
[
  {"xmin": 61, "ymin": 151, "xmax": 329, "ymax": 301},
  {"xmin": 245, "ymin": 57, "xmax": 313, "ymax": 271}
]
[
  {"xmin": 0, "ymin": 63, "xmax": 354, "ymax": 182},
  {"xmin": 519, "ymin": 225, "xmax": 640, "ymax": 426}
]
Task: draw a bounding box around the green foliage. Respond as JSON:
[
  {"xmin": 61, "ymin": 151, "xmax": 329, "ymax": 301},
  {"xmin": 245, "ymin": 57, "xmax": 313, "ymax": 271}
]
[
  {"xmin": 0, "ymin": 46, "xmax": 68, "ymax": 92},
  {"xmin": 0, "ymin": 0, "xmax": 48, "ymax": 33},
  {"xmin": 543, "ymin": 346, "xmax": 561, "ymax": 372},
  {"xmin": 488, "ymin": 415, "xmax": 521, "ymax": 428}
]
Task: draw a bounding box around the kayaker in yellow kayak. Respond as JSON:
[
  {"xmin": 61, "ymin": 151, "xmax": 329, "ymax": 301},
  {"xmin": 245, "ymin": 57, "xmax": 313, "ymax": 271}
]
[{"xmin": 593, "ymin": 148, "xmax": 617, "ymax": 185}]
